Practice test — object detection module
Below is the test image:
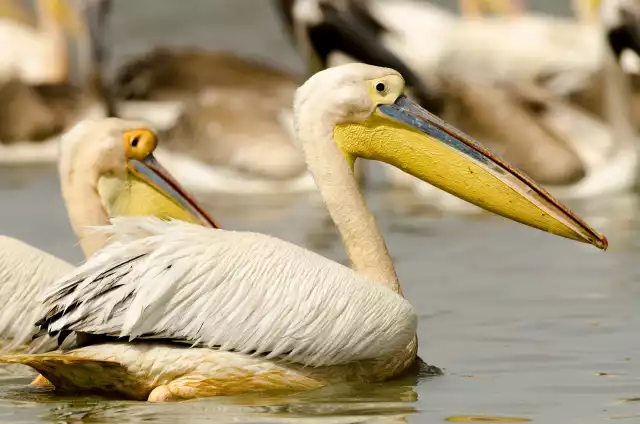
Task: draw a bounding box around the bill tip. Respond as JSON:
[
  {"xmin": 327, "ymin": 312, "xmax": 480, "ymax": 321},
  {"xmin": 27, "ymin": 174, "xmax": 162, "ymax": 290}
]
[{"xmin": 599, "ymin": 235, "xmax": 608, "ymax": 251}]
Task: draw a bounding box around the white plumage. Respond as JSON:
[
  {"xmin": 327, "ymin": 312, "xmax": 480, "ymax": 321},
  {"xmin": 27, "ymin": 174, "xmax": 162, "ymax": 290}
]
[
  {"xmin": 0, "ymin": 236, "xmax": 73, "ymax": 349},
  {"xmin": 36, "ymin": 217, "xmax": 416, "ymax": 367}
]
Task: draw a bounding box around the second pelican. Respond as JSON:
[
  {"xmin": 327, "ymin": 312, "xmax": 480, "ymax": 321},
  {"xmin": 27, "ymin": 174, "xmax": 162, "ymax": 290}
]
[
  {"xmin": 3, "ymin": 64, "xmax": 607, "ymax": 402},
  {"xmin": 0, "ymin": 118, "xmax": 217, "ymax": 353}
]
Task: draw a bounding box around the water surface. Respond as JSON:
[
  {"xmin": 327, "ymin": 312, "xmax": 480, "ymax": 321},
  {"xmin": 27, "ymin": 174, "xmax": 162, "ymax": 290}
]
[{"xmin": 1, "ymin": 163, "xmax": 639, "ymax": 423}]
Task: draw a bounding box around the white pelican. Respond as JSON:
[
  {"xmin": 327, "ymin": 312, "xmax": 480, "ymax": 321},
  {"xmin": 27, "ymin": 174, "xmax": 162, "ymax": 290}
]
[
  {"xmin": 0, "ymin": 118, "xmax": 217, "ymax": 357},
  {"xmin": 1, "ymin": 64, "xmax": 607, "ymax": 402}
]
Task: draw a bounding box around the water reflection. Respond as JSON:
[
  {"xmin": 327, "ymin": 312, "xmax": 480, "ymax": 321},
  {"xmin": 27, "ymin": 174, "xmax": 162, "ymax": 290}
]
[
  {"xmin": 0, "ymin": 355, "xmax": 445, "ymax": 423},
  {"xmin": 19, "ymin": 380, "xmax": 420, "ymax": 424}
]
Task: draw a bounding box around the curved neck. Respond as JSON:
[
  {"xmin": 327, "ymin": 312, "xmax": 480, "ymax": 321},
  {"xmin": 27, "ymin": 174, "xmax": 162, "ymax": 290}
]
[
  {"xmin": 59, "ymin": 162, "xmax": 110, "ymax": 257},
  {"xmin": 35, "ymin": 0, "xmax": 69, "ymax": 83},
  {"xmin": 296, "ymin": 108, "xmax": 401, "ymax": 294}
]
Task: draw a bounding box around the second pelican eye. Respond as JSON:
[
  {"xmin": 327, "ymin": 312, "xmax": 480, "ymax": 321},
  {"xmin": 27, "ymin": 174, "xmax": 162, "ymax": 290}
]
[{"xmin": 123, "ymin": 129, "xmax": 158, "ymax": 161}]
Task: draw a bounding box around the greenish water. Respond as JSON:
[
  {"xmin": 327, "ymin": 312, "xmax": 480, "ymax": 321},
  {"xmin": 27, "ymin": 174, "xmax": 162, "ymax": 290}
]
[{"xmin": 0, "ymin": 1, "xmax": 639, "ymax": 423}]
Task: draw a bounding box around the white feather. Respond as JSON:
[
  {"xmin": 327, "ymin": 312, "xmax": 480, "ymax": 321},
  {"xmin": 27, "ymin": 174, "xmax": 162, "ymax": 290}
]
[
  {"xmin": 0, "ymin": 236, "xmax": 73, "ymax": 351},
  {"xmin": 36, "ymin": 217, "xmax": 417, "ymax": 367}
]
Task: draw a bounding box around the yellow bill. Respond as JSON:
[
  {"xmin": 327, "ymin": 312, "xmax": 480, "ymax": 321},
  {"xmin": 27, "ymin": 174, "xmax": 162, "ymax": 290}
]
[
  {"xmin": 98, "ymin": 128, "xmax": 219, "ymax": 229},
  {"xmin": 334, "ymin": 94, "xmax": 607, "ymax": 250}
]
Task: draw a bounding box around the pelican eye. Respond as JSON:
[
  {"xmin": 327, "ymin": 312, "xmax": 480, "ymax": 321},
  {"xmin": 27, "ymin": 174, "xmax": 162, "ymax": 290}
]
[
  {"xmin": 376, "ymin": 82, "xmax": 386, "ymax": 93},
  {"xmin": 123, "ymin": 129, "xmax": 158, "ymax": 161}
]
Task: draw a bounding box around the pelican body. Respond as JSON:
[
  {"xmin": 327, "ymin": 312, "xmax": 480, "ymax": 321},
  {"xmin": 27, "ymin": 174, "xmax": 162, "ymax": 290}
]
[{"xmin": 1, "ymin": 65, "xmax": 607, "ymax": 402}]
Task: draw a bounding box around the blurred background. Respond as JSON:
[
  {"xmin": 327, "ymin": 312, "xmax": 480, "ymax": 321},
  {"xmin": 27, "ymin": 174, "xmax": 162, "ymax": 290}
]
[
  {"xmin": 105, "ymin": 0, "xmax": 573, "ymax": 75},
  {"xmin": 0, "ymin": 0, "xmax": 640, "ymax": 423}
]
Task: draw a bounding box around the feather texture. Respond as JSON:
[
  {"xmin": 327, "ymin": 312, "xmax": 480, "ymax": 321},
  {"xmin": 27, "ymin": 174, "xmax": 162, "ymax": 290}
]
[
  {"xmin": 34, "ymin": 217, "xmax": 416, "ymax": 367},
  {"xmin": 0, "ymin": 236, "xmax": 73, "ymax": 352}
]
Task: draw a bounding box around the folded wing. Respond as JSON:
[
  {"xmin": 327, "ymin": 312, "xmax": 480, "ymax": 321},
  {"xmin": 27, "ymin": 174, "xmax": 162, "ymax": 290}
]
[{"xmin": 34, "ymin": 217, "xmax": 417, "ymax": 367}]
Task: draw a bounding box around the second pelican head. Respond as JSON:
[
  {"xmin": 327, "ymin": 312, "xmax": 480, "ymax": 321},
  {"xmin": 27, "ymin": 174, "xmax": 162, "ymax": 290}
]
[
  {"xmin": 294, "ymin": 64, "xmax": 607, "ymax": 249},
  {"xmin": 59, "ymin": 118, "xmax": 217, "ymax": 255}
]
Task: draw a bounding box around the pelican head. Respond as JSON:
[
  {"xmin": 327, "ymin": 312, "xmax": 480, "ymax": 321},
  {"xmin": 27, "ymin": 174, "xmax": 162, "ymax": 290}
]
[
  {"xmin": 295, "ymin": 64, "xmax": 608, "ymax": 249},
  {"xmin": 59, "ymin": 118, "xmax": 217, "ymax": 254}
]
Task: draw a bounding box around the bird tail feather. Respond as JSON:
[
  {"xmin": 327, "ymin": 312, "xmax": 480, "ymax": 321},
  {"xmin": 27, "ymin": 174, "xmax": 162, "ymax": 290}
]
[{"xmin": 0, "ymin": 354, "xmax": 145, "ymax": 399}]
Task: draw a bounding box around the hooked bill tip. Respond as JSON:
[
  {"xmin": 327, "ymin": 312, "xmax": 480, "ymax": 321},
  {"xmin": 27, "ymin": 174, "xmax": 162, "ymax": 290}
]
[{"xmin": 600, "ymin": 235, "xmax": 609, "ymax": 251}]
